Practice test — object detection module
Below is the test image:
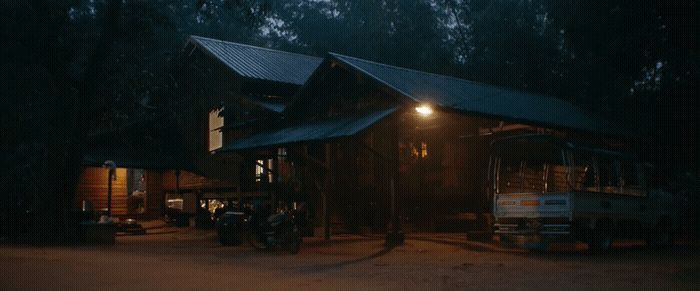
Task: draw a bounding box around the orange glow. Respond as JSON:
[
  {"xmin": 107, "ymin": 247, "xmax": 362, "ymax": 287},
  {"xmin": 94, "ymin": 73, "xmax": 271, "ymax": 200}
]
[{"xmin": 520, "ymin": 200, "xmax": 541, "ymax": 206}]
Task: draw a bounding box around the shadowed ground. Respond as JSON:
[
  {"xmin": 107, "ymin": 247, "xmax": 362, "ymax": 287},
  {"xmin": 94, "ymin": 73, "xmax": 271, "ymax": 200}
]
[{"xmin": 1, "ymin": 226, "xmax": 698, "ymax": 290}]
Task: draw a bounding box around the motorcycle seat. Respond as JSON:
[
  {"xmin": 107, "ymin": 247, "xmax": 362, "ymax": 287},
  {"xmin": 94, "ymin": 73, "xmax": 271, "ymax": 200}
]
[{"xmin": 267, "ymin": 213, "xmax": 285, "ymax": 226}]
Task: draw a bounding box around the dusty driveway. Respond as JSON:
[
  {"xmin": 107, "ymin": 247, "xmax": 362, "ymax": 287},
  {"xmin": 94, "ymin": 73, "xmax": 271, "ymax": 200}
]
[{"xmin": 1, "ymin": 228, "xmax": 698, "ymax": 290}]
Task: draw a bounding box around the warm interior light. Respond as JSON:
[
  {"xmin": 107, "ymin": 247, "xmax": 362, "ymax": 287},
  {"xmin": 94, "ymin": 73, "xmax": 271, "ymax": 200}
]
[{"xmin": 415, "ymin": 105, "xmax": 433, "ymax": 116}]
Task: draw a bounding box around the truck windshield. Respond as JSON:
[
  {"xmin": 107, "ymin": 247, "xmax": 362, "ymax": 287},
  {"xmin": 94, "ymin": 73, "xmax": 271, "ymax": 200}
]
[{"xmin": 493, "ymin": 139, "xmax": 568, "ymax": 194}]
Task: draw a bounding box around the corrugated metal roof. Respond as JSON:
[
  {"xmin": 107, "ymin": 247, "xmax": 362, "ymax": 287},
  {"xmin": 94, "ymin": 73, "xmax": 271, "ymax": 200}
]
[
  {"xmin": 330, "ymin": 53, "xmax": 623, "ymax": 136},
  {"xmin": 219, "ymin": 107, "xmax": 397, "ymax": 152},
  {"xmin": 244, "ymin": 98, "xmax": 286, "ymax": 113},
  {"xmin": 189, "ymin": 36, "xmax": 323, "ymax": 85}
]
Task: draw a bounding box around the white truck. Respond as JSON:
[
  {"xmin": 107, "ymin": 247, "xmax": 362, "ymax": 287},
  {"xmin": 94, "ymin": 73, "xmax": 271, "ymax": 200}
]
[{"xmin": 490, "ymin": 135, "xmax": 679, "ymax": 250}]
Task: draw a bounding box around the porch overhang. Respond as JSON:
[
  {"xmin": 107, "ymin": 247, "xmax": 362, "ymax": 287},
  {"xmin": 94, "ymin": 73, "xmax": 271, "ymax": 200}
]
[{"xmin": 218, "ymin": 107, "xmax": 397, "ymax": 152}]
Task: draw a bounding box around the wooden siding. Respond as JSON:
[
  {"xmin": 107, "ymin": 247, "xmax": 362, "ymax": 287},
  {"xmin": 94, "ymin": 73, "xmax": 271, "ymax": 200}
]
[
  {"xmin": 75, "ymin": 167, "xmax": 128, "ymax": 215},
  {"xmin": 75, "ymin": 168, "xmax": 166, "ymax": 216},
  {"xmin": 145, "ymin": 170, "xmax": 164, "ymax": 214},
  {"xmin": 161, "ymin": 170, "xmax": 237, "ymax": 192},
  {"xmin": 277, "ymin": 62, "xmax": 492, "ymax": 231}
]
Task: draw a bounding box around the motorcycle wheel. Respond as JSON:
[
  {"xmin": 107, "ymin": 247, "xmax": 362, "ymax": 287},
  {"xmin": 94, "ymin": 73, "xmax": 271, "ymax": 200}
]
[{"xmin": 247, "ymin": 230, "xmax": 269, "ymax": 250}]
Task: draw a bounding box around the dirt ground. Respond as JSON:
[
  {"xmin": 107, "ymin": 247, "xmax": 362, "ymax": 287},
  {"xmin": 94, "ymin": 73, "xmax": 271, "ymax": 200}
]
[{"xmin": 1, "ymin": 226, "xmax": 698, "ymax": 291}]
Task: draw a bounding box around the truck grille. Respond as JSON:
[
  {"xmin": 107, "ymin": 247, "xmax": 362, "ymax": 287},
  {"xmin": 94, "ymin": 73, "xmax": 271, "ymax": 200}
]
[{"xmin": 495, "ymin": 217, "xmax": 571, "ymax": 235}]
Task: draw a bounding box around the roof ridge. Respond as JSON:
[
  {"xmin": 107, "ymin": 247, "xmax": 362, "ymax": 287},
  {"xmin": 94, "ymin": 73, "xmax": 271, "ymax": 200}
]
[
  {"xmin": 326, "ymin": 52, "xmax": 616, "ymax": 134},
  {"xmin": 190, "ymin": 35, "xmax": 322, "ymax": 61},
  {"xmin": 328, "ymin": 52, "xmax": 492, "ymax": 86},
  {"xmin": 328, "ymin": 52, "xmax": 566, "ymax": 102}
]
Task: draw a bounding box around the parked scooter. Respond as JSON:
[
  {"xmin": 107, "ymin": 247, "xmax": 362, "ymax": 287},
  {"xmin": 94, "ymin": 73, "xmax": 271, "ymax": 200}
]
[{"xmin": 247, "ymin": 204, "xmax": 302, "ymax": 254}]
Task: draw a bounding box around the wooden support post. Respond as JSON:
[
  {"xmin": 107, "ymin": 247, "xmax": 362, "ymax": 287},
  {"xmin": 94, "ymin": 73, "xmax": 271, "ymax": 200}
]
[
  {"xmin": 106, "ymin": 169, "xmax": 113, "ymax": 217},
  {"xmin": 272, "ymin": 153, "xmax": 279, "ymax": 210},
  {"xmin": 322, "ymin": 189, "xmax": 329, "ymax": 240},
  {"xmin": 237, "ymin": 185, "xmax": 243, "ymax": 211},
  {"xmin": 292, "ymin": 144, "xmax": 333, "ymax": 240},
  {"xmin": 390, "ymin": 178, "xmax": 396, "ymax": 229},
  {"xmin": 175, "ymin": 169, "xmax": 181, "ymax": 195},
  {"xmin": 323, "ymin": 143, "xmax": 332, "ymax": 241},
  {"xmin": 386, "ymin": 114, "xmax": 404, "ymax": 246}
]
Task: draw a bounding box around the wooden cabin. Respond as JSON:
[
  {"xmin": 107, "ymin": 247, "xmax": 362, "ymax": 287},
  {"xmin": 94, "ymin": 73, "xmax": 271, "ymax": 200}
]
[
  {"xmin": 172, "ymin": 36, "xmax": 323, "ymax": 205},
  {"xmin": 75, "ymin": 37, "xmax": 623, "ymax": 236},
  {"xmin": 75, "ymin": 37, "xmax": 323, "ymax": 218},
  {"xmin": 75, "ymin": 124, "xmax": 190, "ymax": 218},
  {"xmin": 218, "ymin": 53, "xmax": 625, "ymax": 236},
  {"xmin": 75, "ymin": 168, "xmax": 166, "ymax": 217},
  {"xmin": 74, "ymin": 37, "xmax": 323, "ymax": 219}
]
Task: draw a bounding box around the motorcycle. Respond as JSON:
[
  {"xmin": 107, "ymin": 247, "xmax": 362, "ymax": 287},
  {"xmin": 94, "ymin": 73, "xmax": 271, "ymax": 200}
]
[
  {"xmin": 216, "ymin": 211, "xmax": 246, "ymax": 246},
  {"xmin": 247, "ymin": 208, "xmax": 302, "ymax": 254}
]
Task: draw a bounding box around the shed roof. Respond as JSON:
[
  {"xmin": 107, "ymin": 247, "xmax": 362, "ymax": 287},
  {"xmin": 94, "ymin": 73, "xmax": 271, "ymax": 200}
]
[
  {"xmin": 218, "ymin": 107, "xmax": 397, "ymax": 152},
  {"xmin": 329, "ymin": 53, "xmax": 624, "ymax": 136},
  {"xmin": 189, "ymin": 36, "xmax": 323, "ymax": 85}
]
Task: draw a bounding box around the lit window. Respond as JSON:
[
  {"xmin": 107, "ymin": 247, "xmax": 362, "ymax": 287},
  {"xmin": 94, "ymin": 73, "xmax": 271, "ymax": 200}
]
[
  {"xmin": 277, "ymin": 148, "xmax": 287, "ymax": 162},
  {"xmin": 255, "ymin": 159, "xmax": 273, "ymax": 183},
  {"xmin": 255, "ymin": 159, "xmax": 264, "ymax": 182},
  {"xmin": 209, "ymin": 107, "xmax": 224, "ymax": 151}
]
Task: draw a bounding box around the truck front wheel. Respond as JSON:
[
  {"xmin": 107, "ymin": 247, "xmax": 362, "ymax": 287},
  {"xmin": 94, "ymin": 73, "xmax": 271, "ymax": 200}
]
[
  {"xmin": 646, "ymin": 218, "xmax": 673, "ymax": 248},
  {"xmin": 588, "ymin": 222, "xmax": 613, "ymax": 252}
]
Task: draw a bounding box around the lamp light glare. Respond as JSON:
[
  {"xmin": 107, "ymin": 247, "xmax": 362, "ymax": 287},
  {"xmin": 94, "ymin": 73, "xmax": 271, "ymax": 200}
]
[{"xmin": 415, "ymin": 105, "xmax": 433, "ymax": 116}]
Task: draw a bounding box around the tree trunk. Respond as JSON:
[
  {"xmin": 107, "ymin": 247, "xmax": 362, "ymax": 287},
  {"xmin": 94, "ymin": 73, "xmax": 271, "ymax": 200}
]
[{"xmin": 32, "ymin": 0, "xmax": 123, "ymax": 244}]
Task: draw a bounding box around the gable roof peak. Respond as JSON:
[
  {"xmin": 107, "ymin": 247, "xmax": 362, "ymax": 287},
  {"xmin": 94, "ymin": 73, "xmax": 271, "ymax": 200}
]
[
  {"xmin": 322, "ymin": 52, "xmax": 624, "ymax": 136},
  {"xmin": 188, "ymin": 35, "xmax": 323, "ymax": 85},
  {"xmin": 191, "ymin": 35, "xmax": 321, "ymax": 61}
]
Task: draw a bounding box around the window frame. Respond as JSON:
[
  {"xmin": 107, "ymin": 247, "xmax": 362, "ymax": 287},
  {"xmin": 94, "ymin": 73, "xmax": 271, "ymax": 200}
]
[
  {"xmin": 572, "ymin": 150, "xmax": 647, "ymax": 197},
  {"xmin": 208, "ymin": 107, "xmax": 224, "ymax": 152}
]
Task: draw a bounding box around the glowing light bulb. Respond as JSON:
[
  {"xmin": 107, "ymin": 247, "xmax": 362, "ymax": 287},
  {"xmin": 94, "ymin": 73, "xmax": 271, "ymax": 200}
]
[{"xmin": 415, "ymin": 105, "xmax": 433, "ymax": 116}]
